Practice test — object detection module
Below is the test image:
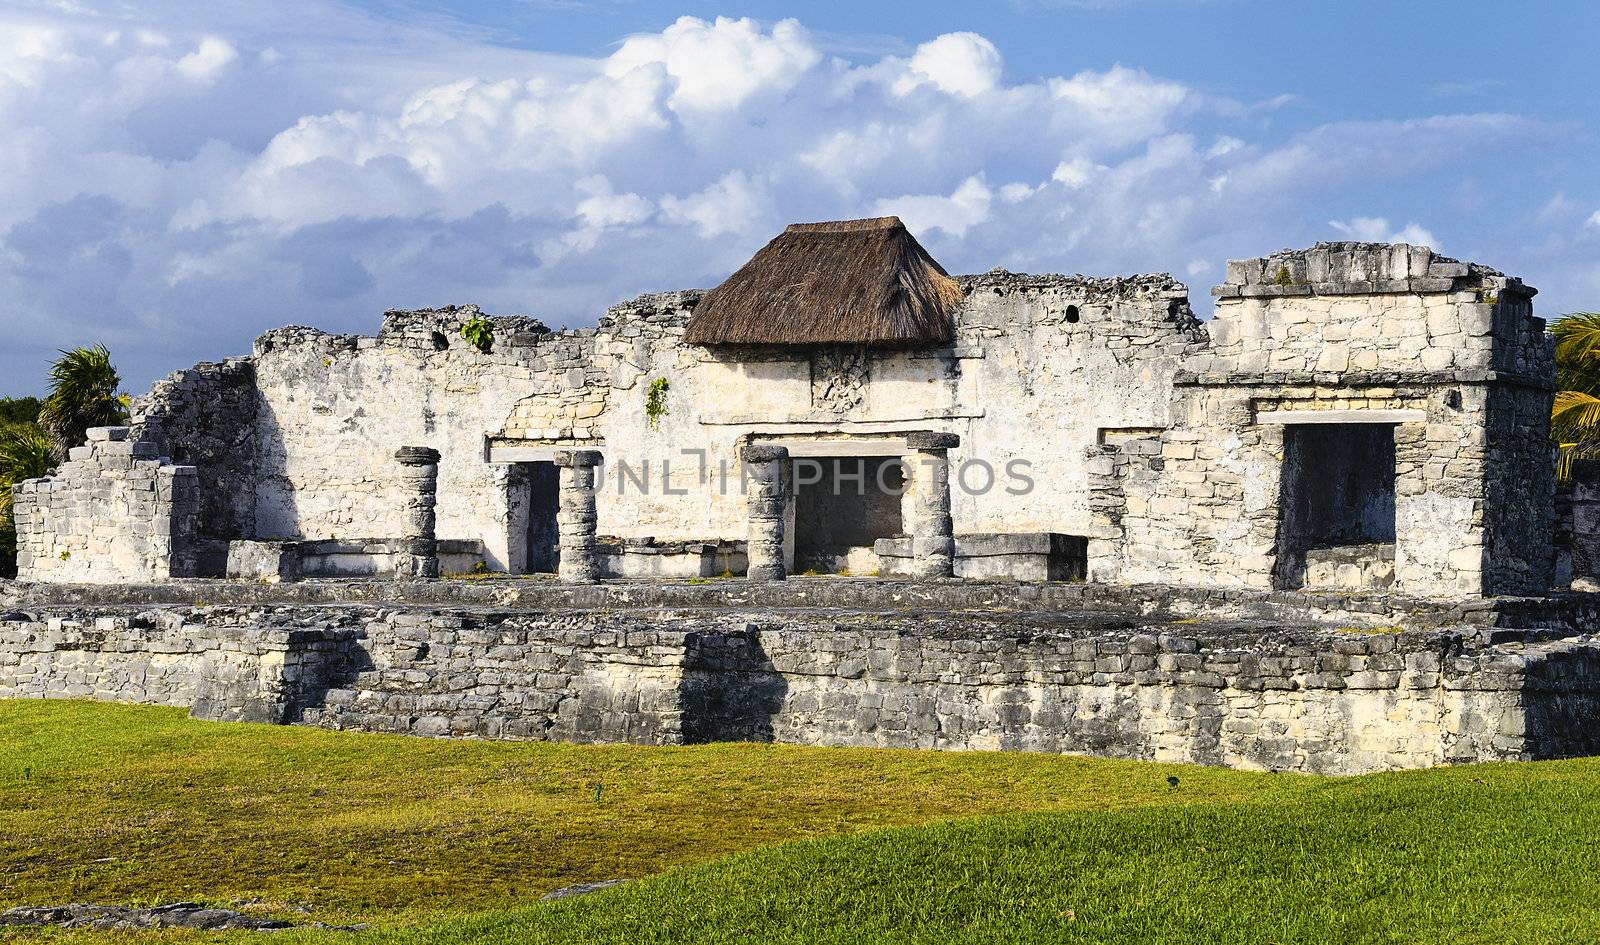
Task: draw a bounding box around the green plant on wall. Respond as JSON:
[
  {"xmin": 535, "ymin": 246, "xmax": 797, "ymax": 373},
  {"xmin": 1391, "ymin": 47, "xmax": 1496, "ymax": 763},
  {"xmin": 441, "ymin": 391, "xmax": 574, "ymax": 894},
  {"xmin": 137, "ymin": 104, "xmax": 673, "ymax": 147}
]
[
  {"xmin": 644, "ymin": 377, "xmax": 669, "ymax": 429},
  {"xmin": 1273, "ymin": 265, "xmax": 1294, "ymax": 287},
  {"xmin": 460, "ymin": 316, "xmax": 494, "ymax": 354}
]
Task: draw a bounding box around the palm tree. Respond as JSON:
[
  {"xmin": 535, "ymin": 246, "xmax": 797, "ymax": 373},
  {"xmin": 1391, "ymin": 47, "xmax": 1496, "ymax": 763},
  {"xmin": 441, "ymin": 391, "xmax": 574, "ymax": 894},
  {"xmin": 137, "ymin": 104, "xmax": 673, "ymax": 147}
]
[
  {"xmin": 0, "ymin": 421, "xmax": 58, "ymax": 577},
  {"xmin": 1552, "ymin": 313, "xmax": 1600, "ymax": 480},
  {"xmin": 37, "ymin": 344, "xmax": 127, "ymax": 458}
]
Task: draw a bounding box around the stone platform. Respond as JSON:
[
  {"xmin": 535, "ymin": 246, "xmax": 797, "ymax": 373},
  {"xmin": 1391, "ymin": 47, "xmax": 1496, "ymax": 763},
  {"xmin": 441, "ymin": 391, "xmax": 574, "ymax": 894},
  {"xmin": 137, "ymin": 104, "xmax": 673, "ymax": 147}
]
[{"xmin": 4, "ymin": 578, "xmax": 1600, "ymax": 775}]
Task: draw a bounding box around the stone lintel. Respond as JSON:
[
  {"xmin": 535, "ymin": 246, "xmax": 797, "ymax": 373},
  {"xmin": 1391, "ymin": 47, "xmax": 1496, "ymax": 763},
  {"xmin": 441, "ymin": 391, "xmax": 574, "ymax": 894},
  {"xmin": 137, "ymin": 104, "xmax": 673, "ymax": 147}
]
[
  {"xmin": 761, "ymin": 438, "xmax": 905, "ymax": 458},
  {"xmin": 1255, "ymin": 408, "xmax": 1427, "ymax": 426},
  {"xmin": 1172, "ymin": 369, "xmax": 1552, "ymax": 392}
]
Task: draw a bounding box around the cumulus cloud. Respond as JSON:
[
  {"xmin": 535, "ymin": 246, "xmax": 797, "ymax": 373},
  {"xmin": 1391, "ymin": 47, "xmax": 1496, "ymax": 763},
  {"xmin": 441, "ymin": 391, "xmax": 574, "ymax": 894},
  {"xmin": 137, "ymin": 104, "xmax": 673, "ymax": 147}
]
[
  {"xmin": 606, "ymin": 16, "xmax": 820, "ymax": 112},
  {"xmin": 876, "ymin": 175, "xmax": 994, "ymax": 237},
  {"xmin": 0, "ymin": 3, "xmax": 1567, "ymax": 393},
  {"xmin": 902, "ymin": 32, "xmax": 1002, "ymax": 98}
]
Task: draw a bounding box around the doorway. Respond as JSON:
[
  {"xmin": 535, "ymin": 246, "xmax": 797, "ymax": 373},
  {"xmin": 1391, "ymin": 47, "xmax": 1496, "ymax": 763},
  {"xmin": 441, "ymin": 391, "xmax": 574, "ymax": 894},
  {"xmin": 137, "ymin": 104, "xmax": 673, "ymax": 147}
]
[
  {"xmin": 791, "ymin": 457, "xmax": 905, "ymax": 574},
  {"xmin": 512, "ymin": 461, "xmax": 560, "ymax": 574},
  {"xmin": 1276, "ymin": 423, "xmax": 1397, "ymax": 590}
]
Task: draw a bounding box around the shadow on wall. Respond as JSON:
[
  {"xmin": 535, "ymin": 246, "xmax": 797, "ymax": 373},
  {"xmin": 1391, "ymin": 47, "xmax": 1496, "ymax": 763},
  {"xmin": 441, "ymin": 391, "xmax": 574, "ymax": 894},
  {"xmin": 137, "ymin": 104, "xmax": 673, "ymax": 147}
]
[
  {"xmin": 1521, "ymin": 646, "xmax": 1600, "ymax": 760},
  {"xmin": 679, "ymin": 627, "xmax": 788, "ymax": 743},
  {"xmin": 248, "ymin": 382, "xmax": 301, "ymax": 544}
]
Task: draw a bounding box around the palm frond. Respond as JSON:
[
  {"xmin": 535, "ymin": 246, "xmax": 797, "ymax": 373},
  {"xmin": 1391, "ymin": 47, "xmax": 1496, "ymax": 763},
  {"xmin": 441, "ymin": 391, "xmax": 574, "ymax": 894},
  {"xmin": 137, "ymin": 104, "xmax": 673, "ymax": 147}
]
[
  {"xmin": 1552, "ymin": 313, "xmax": 1600, "ymax": 395},
  {"xmin": 1552, "ymin": 390, "xmax": 1600, "ymax": 445},
  {"xmin": 0, "ymin": 422, "xmax": 57, "ymax": 519},
  {"xmin": 1557, "ymin": 440, "xmax": 1600, "ymax": 483},
  {"xmin": 37, "ymin": 344, "xmax": 126, "ymax": 457}
]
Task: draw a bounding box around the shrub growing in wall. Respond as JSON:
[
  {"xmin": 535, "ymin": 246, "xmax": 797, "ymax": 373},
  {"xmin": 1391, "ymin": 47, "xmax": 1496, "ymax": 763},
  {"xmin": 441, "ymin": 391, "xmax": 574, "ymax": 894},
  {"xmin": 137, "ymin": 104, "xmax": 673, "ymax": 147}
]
[
  {"xmin": 460, "ymin": 316, "xmax": 495, "ymax": 353},
  {"xmin": 645, "ymin": 377, "xmax": 669, "ymax": 428}
]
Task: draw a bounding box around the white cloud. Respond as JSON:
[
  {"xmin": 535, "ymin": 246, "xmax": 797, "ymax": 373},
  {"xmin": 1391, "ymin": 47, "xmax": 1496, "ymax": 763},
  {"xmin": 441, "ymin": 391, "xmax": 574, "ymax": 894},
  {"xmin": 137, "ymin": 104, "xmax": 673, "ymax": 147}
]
[
  {"xmin": 1329, "ymin": 216, "xmax": 1440, "ymax": 249},
  {"xmin": 876, "ymin": 175, "xmax": 994, "ymax": 237},
  {"xmin": 0, "ymin": 3, "xmax": 1567, "ymax": 394},
  {"xmin": 605, "ymin": 16, "xmax": 820, "ymax": 113},
  {"xmin": 660, "ymin": 170, "xmax": 769, "ymax": 238},
  {"xmin": 1206, "ymin": 135, "xmax": 1243, "ymax": 158},
  {"xmin": 1587, "ymin": 210, "xmax": 1600, "ymax": 228},
  {"xmin": 1047, "ymin": 66, "xmax": 1189, "ymax": 144},
  {"xmin": 1051, "ymin": 157, "xmax": 1099, "ymax": 188},
  {"xmin": 175, "ymin": 37, "xmax": 236, "ymax": 81},
  {"xmin": 902, "ymin": 32, "xmax": 1002, "ymax": 98},
  {"xmin": 998, "ymin": 181, "xmax": 1039, "ymax": 203}
]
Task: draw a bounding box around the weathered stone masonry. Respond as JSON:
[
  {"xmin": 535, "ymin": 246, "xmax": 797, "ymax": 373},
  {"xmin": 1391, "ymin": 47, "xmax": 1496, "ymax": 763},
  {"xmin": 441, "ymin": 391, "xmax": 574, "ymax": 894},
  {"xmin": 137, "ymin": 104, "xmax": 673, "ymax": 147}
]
[
  {"xmin": 8, "ymin": 222, "xmax": 1598, "ymax": 775},
  {"xmin": 1089, "ymin": 243, "xmax": 1555, "ymax": 598},
  {"xmin": 4, "ymin": 593, "xmax": 1599, "ymax": 775},
  {"xmin": 52, "ymin": 271, "xmax": 1200, "ymax": 581},
  {"xmin": 11, "ymin": 427, "xmax": 200, "ymax": 583}
]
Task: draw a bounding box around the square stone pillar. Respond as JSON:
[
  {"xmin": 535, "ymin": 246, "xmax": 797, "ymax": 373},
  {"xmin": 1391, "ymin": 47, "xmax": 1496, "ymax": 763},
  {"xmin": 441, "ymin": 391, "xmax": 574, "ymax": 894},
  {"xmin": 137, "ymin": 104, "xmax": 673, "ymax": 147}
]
[
  {"xmin": 394, "ymin": 446, "xmax": 441, "ymax": 579},
  {"xmin": 555, "ymin": 449, "xmax": 603, "ymax": 583},
  {"xmin": 902, "ymin": 432, "xmax": 959, "ymax": 579},
  {"xmin": 742, "ymin": 444, "xmax": 790, "ymax": 581}
]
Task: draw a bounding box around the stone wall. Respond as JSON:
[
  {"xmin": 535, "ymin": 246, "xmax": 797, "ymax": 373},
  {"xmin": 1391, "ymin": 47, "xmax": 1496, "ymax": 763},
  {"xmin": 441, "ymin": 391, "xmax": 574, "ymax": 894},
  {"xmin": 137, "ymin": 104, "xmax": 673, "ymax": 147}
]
[
  {"xmin": 11, "ymin": 427, "xmax": 200, "ymax": 582},
  {"xmin": 0, "ymin": 607, "xmax": 349, "ymax": 723},
  {"xmin": 13, "ymin": 241, "xmax": 1558, "ymax": 595},
  {"xmin": 132, "ymin": 358, "xmax": 258, "ymax": 541},
  {"xmin": 238, "ymin": 275, "xmax": 1200, "ymax": 573},
  {"xmin": 1090, "ymin": 243, "xmax": 1554, "ymax": 598},
  {"xmin": 5, "ymin": 599, "xmax": 1599, "ymax": 774}
]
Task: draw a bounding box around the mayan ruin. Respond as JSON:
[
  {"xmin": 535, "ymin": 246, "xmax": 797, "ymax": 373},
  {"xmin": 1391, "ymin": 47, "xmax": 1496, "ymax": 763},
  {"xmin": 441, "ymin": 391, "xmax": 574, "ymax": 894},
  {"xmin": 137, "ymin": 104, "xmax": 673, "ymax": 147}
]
[{"xmin": 3, "ymin": 218, "xmax": 1596, "ymax": 777}]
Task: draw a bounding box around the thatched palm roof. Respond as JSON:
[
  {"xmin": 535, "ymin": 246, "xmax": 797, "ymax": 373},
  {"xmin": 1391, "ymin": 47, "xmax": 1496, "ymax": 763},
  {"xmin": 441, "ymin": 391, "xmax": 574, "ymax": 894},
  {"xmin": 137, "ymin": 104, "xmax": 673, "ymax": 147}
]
[{"xmin": 684, "ymin": 217, "xmax": 964, "ymax": 347}]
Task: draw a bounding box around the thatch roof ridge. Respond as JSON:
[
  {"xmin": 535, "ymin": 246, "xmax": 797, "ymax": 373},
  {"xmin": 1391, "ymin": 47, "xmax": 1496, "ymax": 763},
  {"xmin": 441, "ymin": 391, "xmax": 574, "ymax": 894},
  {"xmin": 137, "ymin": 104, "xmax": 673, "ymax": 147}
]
[
  {"xmin": 683, "ymin": 216, "xmax": 962, "ymax": 347},
  {"xmin": 784, "ymin": 216, "xmax": 903, "ymax": 233}
]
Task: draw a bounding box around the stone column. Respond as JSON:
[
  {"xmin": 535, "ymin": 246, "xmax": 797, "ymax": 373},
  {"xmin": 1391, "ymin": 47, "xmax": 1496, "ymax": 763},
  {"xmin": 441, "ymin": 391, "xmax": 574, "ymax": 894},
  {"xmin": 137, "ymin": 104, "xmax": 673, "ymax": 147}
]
[
  {"xmin": 555, "ymin": 449, "xmax": 603, "ymax": 583},
  {"xmin": 902, "ymin": 432, "xmax": 960, "ymax": 579},
  {"xmin": 394, "ymin": 446, "xmax": 441, "ymax": 579},
  {"xmin": 742, "ymin": 444, "xmax": 790, "ymax": 581}
]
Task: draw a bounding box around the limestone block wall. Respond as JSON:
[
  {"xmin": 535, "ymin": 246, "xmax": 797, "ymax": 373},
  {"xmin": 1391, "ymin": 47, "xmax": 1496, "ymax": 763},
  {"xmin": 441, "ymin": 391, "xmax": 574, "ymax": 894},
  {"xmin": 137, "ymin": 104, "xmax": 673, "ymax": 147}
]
[
  {"xmin": 11, "ymin": 428, "xmax": 200, "ymax": 583},
  {"xmin": 240, "ymin": 274, "xmax": 1200, "ymax": 571},
  {"xmin": 250, "ymin": 306, "xmax": 606, "ymax": 572},
  {"xmin": 0, "ymin": 608, "xmax": 350, "ymax": 723},
  {"xmin": 308, "ymin": 610, "xmax": 685, "ymax": 743},
  {"xmin": 1091, "ymin": 243, "xmax": 1554, "ymax": 597},
  {"xmin": 681, "ymin": 621, "xmax": 1600, "ymax": 773},
  {"xmin": 3, "ymin": 603, "xmax": 1599, "ymax": 774},
  {"xmin": 132, "ymin": 358, "xmax": 259, "ymax": 540}
]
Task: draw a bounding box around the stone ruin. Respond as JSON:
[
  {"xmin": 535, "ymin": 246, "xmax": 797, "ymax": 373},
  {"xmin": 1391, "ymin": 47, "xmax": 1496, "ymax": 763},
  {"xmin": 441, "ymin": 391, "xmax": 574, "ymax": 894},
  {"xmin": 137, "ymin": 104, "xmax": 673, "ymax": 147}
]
[{"xmin": 5, "ymin": 217, "xmax": 1600, "ymax": 775}]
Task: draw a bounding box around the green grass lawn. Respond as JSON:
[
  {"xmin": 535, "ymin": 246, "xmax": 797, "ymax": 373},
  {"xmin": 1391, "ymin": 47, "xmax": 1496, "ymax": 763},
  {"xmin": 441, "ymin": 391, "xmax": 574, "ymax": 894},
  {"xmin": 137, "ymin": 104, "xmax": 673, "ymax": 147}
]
[{"xmin": 3, "ymin": 701, "xmax": 1600, "ymax": 944}]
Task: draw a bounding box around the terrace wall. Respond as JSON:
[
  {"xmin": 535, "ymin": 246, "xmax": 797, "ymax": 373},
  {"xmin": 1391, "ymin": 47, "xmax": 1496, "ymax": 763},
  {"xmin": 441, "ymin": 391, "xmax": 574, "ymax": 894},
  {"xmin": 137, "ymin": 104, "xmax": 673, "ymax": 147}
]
[{"xmin": 4, "ymin": 602, "xmax": 1598, "ymax": 775}]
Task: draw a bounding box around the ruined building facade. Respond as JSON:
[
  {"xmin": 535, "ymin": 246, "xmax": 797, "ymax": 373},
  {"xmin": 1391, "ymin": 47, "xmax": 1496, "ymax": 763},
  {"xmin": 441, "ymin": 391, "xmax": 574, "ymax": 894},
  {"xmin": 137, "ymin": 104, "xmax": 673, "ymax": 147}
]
[
  {"xmin": 8, "ymin": 218, "xmax": 1597, "ymax": 776},
  {"xmin": 10, "ymin": 222, "xmax": 1556, "ymax": 599}
]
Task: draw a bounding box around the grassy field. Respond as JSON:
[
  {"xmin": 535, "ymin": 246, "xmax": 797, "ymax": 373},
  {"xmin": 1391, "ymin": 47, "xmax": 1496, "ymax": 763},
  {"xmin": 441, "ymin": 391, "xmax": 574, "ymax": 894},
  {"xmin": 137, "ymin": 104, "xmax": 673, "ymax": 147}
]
[{"xmin": 3, "ymin": 701, "xmax": 1600, "ymax": 944}]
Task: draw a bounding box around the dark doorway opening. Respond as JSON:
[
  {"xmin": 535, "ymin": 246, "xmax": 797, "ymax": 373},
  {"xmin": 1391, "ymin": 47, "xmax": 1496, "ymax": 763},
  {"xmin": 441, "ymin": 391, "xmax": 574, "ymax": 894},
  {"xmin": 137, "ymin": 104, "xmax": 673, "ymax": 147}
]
[
  {"xmin": 514, "ymin": 461, "xmax": 560, "ymax": 574},
  {"xmin": 792, "ymin": 457, "xmax": 904, "ymax": 574},
  {"xmin": 1276, "ymin": 423, "xmax": 1397, "ymax": 590}
]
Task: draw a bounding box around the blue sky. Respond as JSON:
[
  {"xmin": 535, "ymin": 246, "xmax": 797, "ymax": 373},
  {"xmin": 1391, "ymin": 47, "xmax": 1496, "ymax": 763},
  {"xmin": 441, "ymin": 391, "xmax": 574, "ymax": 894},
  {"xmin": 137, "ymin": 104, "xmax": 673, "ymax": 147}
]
[{"xmin": 2, "ymin": 0, "xmax": 1597, "ymax": 395}]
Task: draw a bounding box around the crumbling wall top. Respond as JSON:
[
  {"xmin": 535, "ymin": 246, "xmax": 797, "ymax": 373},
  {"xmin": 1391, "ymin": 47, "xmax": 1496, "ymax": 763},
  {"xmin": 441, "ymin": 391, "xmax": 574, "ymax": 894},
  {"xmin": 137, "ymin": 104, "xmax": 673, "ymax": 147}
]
[
  {"xmin": 597, "ymin": 290, "xmax": 701, "ymax": 332},
  {"xmin": 1213, "ymin": 242, "xmax": 1537, "ymax": 300},
  {"xmin": 378, "ymin": 303, "xmax": 550, "ymax": 340},
  {"xmin": 958, "ymin": 268, "xmax": 1189, "ymax": 300}
]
